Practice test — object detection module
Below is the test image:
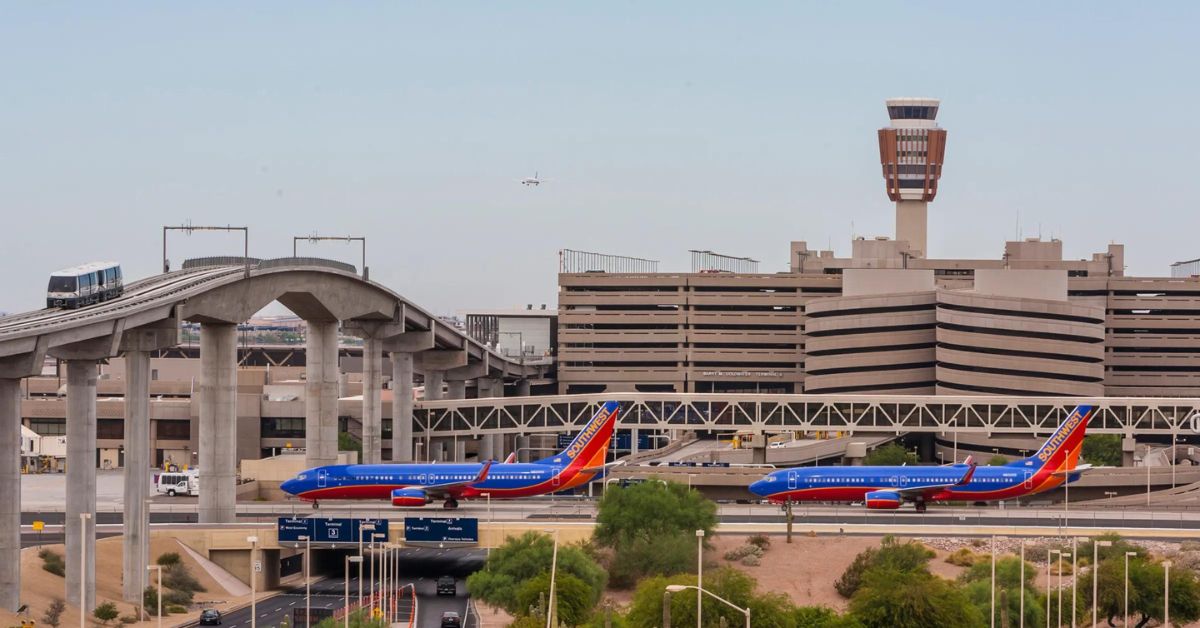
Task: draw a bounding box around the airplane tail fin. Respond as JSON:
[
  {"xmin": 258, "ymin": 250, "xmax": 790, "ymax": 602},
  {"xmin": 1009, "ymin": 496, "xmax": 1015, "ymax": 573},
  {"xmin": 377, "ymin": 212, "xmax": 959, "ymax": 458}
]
[
  {"xmin": 504, "ymin": 452, "xmax": 517, "ymax": 464},
  {"xmin": 1023, "ymin": 405, "xmax": 1095, "ymax": 472},
  {"xmin": 536, "ymin": 401, "xmax": 621, "ymax": 466}
]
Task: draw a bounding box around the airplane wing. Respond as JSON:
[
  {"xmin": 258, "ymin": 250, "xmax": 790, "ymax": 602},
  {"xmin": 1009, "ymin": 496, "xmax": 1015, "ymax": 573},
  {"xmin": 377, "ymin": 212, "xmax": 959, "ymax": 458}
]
[
  {"xmin": 579, "ymin": 459, "xmax": 626, "ymax": 476},
  {"xmin": 895, "ymin": 457, "xmax": 977, "ymax": 500},
  {"xmin": 419, "ymin": 460, "xmax": 493, "ymax": 497}
]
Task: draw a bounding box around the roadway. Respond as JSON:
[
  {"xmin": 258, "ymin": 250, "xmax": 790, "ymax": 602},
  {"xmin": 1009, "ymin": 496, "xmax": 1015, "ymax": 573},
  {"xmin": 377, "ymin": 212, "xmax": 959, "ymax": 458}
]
[{"xmin": 172, "ymin": 549, "xmax": 484, "ymax": 628}]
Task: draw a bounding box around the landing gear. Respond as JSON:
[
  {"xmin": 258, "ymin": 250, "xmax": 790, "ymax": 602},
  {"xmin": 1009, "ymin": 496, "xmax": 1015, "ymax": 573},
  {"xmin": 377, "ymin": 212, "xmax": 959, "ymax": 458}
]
[
  {"xmin": 312, "ymin": 501, "xmax": 320, "ymax": 510},
  {"xmin": 443, "ymin": 498, "xmax": 459, "ymax": 510},
  {"xmin": 915, "ymin": 501, "xmax": 927, "ymax": 513}
]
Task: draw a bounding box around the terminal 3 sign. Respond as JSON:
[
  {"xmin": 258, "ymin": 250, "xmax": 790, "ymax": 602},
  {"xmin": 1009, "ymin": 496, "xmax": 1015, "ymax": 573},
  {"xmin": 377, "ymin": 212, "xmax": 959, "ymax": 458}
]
[{"xmin": 277, "ymin": 517, "xmax": 390, "ymax": 544}]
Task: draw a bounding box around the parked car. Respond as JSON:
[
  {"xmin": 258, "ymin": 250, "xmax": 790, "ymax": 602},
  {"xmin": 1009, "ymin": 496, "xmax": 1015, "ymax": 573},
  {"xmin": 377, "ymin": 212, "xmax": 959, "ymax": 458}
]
[
  {"xmin": 440, "ymin": 611, "xmax": 462, "ymax": 628},
  {"xmin": 199, "ymin": 609, "xmax": 222, "ymax": 625},
  {"xmin": 436, "ymin": 575, "xmax": 457, "ymax": 596}
]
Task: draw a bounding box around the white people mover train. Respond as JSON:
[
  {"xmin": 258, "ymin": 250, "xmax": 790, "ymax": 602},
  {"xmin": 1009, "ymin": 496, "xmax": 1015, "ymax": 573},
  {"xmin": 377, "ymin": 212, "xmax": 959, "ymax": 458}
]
[{"xmin": 46, "ymin": 261, "xmax": 123, "ymax": 308}]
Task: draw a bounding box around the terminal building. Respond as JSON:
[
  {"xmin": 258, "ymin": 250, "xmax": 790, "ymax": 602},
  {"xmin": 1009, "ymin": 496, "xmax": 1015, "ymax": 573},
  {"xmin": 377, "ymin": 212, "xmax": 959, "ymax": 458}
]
[{"xmin": 558, "ymin": 98, "xmax": 1200, "ymax": 397}]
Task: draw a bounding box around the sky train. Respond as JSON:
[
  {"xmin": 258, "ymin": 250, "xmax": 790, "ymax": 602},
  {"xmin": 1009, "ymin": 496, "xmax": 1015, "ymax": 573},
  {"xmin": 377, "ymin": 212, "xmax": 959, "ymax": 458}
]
[{"xmin": 46, "ymin": 261, "xmax": 124, "ymax": 308}]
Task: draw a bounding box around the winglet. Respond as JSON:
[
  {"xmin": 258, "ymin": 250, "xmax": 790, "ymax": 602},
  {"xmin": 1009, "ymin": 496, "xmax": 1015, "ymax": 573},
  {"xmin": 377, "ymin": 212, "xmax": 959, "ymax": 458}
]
[
  {"xmin": 504, "ymin": 452, "xmax": 517, "ymax": 464},
  {"xmin": 473, "ymin": 460, "xmax": 494, "ymax": 484},
  {"xmin": 962, "ymin": 455, "xmax": 974, "ymax": 467},
  {"xmin": 955, "ymin": 457, "xmax": 978, "ymax": 486}
]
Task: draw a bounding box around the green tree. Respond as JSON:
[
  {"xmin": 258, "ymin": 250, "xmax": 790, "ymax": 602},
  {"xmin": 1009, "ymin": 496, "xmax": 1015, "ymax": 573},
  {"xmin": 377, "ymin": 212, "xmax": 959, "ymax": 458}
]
[
  {"xmin": 1079, "ymin": 555, "xmax": 1200, "ymax": 628},
  {"xmin": 465, "ymin": 532, "xmax": 606, "ymax": 613},
  {"xmin": 987, "ymin": 455, "xmax": 1008, "ymax": 466},
  {"xmin": 862, "ymin": 443, "xmax": 918, "ymax": 466},
  {"xmin": 1082, "ymin": 434, "xmax": 1123, "ymax": 467},
  {"xmin": 338, "ymin": 431, "xmax": 362, "ymax": 457},
  {"xmin": 594, "ymin": 479, "xmax": 716, "ymax": 587},
  {"xmin": 595, "ymin": 480, "xmax": 717, "ymax": 548},
  {"xmin": 849, "ymin": 567, "xmax": 984, "ymax": 628},
  {"xmin": 624, "ymin": 568, "xmax": 793, "ymax": 628},
  {"xmin": 835, "ymin": 537, "xmax": 934, "ymax": 598},
  {"xmin": 93, "ymin": 602, "xmax": 120, "ymax": 626},
  {"xmin": 959, "ymin": 557, "xmax": 1044, "ymax": 628},
  {"xmin": 516, "ymin": 572, "xmax": 594, "ymax": 627},
  {"xmin": 794, "ymin": 606, "xmax": 865, "ymax": 628}
]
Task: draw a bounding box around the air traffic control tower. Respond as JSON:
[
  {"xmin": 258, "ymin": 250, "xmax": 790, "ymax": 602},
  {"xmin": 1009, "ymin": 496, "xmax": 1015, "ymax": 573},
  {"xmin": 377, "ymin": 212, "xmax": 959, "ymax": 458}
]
[{"xmin": 878, "ymin": 98, "xmax": 947, "ymax": 257}]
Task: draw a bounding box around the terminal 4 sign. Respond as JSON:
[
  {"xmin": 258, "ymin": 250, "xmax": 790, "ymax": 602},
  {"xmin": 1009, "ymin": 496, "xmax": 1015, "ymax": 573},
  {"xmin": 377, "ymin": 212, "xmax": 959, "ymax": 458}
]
[
  {"xmin": 277, "ymin": 518, "xmax": 390, "ymax": 544},
  {"xmin": 403, "ymin": 517, "xmax": 479, "ymax": 544}
]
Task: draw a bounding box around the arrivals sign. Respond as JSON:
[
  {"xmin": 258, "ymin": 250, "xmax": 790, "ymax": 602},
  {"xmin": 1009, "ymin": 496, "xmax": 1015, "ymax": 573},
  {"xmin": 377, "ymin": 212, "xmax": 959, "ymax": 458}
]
[
  {"xmin": 403, "ymin": 517, "xmax": 479, "ymax": 544},
  {"xmin": 276, "ymin": 518, "xmax": 390, "ymax": 544}
]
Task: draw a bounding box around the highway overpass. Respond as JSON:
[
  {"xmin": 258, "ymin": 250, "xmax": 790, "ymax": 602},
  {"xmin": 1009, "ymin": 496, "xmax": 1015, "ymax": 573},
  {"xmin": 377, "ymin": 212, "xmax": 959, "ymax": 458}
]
[{"xmin": 0, "ymin": 259, "xmax": 540, "ymax": 611}]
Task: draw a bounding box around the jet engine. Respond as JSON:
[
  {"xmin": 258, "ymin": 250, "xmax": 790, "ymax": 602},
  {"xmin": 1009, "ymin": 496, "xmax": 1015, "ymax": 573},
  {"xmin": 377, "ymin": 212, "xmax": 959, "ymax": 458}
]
[
  {"xmin": 391, "ymin": 487, "xmax": 429, "ymax": 507},
  {"xmin": 864, "ymin": 490, "xmax": 901, "ymax": 509}
]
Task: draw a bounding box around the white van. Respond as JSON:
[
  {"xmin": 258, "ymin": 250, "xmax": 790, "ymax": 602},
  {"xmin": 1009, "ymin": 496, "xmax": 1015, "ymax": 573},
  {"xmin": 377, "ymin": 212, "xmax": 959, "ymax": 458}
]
[{"xmin": 155, "ymin": 470, "xmax": 199, "ymax": 496}]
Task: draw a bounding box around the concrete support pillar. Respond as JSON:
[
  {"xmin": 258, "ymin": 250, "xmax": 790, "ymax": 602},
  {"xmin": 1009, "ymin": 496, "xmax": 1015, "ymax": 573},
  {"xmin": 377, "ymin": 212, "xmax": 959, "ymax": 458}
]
[
  {"xmin": 305, "ymin": 320, "xmax": 340, "ymax": 468},
  {"xmin": 361, "ymin": 337, "xmax": 383, "ymax": 465},
  {"xmin": 65, "ymin": 361, "xmax": 97, "ymax": 611},
  {"xmin": 516, "ymin": 436, "xmax": 531, "ymax": 463},
  {"xmin": 479, "ymin": 435, "xmax": 494, "ymax": 461},
  {"xmin": 199, "ymin": 323, "xmax": 238, "ymax": 524},
  {"xmin": 476, "ymin": 378, "xmax": 498, "ymax": 399},
  {"xmin": 0, "ymin": 379, "xmax": 21, "ymax": 611},
  {"xmin": 432, "ymin": 439, "xmax": 448, "ymax": 462},
  {"xmin": 631, "ymin": 428, "xmax": 640, "ymax": 456},
  {"xmin": 845, "ymin": 441, "xmax": 867, "ymax": 466},
  {"xmin": 517, "ymin": 379, "xmax": 531, "ymax": 396},
  {"xmin": 425, "ymin": 370, "xmax": 444, "ymax": 401},
  {"xmin": 896, "ymin": 199, "xmax": 928, "ymax": 257},
  {"xmin": 447, "ymin": 380, "xmax": 466, "ymax": 400},
  {"xmin": 122, "ymin": 351, "xmax": 150, "ymax": 603},
  {"xmin": 1123, "ymin": 437, "xmax": 1138, "ymax": 467},
  {"xmin": 390, "ymin": 352, "xmax": 414, "ymax": 462},
  {"xmin": 454, "ymin": 440, "xmax": 466, "ymax": 462}
]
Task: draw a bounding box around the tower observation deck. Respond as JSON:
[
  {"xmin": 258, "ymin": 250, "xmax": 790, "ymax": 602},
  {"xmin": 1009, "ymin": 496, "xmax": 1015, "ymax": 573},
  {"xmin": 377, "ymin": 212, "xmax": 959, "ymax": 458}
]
[{"xmin": 878, "ymin": 97, "xmax": 947, "ymax": 257}]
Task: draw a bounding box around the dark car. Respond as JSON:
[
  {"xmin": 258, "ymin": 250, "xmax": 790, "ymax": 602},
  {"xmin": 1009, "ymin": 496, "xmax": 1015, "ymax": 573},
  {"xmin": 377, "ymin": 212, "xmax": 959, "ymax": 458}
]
[
  {"xmin": 199, "ymin": 609, "xmax": 222, "ymax": 625},
  {"xmin": 436, "ymin": 575, "xmax": 457, "ymax": 596},
  {"xmin": 440, "ymin": 611, "xmax": 462, "ymax": 628}
]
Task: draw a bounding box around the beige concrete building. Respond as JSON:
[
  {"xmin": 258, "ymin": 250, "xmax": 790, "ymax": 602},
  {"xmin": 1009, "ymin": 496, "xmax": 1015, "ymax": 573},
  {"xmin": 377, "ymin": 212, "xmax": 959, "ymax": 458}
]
[{"xmin": 556, "ymin": 98, "xmax": 1200, "ymax": 397}]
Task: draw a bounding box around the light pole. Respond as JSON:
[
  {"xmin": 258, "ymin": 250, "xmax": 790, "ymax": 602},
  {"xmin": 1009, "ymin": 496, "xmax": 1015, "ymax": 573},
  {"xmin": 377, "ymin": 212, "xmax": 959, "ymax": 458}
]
[
  {"xmin": 546, "ymin": 529, "xmax": 561, "ymax": 628},
  {"xmin": 696, "ymin": 529, "xmax": 706, "ymax": 628},
  {"xmin": 358, "ymin": 523, "xmax": 375, "ymax": 606},
  {"xmin": 80, "ymin": 511, "xmax": 90, "ymax": 628},
  {"xmin": 344, "ymin": 555, "xmax": 362, "ymax": 628},
  {"xmin": 662, "ymin": 590, "xmax": 672, "ymax": 628},
  {"xmin": 372, "ymin": 533, "xmax": 385, "ymax": 618},
  {"xmin": 1019, "ymin": 539, "xmax": 1026, "ymax": 628},
  {"xmin": 1072, "ymin": 538, "xmax": 1078, "ymax": 628},
  {"xmin": 1124, "ymin": 551, "xmax": 1137, "ymax": 628},
  {"xmin": 1048, "ymin": 549, "xmax": 1060, "ymax": 628},
  {"xmin": 1093, "ymin": 540, "xmax": 1112, "ymax": 628},
  {"xmin": 141, "ymin": 497, "xmax": 153, "ymax": 621},
  {"xmin": 664, "ymin": 585, "xmax": 750, "ymax": 628},
  {"xmin": 299, "ymin": 535, "xmax": 311, "ymax": 628},
  {"xmin": 1164, "ymin": 560, "xmax": 1172, "ymax": 627},
  {"xmin": 146, "ymin": 565, "xmax": 162, "ymax": 628},
  {"xmin": 247, "ymin": 536, "xmax": 259, "ymax": 628},
  {"xmin": 1060, "ymin": 551, "xmax": 1072, "ymax": 628},
  {"xmin": 990, "ymin": 535, "xmax": 998, "ymax": 628}
]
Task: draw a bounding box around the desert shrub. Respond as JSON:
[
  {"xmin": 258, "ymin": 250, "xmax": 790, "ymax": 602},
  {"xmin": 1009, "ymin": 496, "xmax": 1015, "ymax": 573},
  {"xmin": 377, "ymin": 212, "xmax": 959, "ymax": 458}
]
[
  {"xmin": 163, "ymin": 563, "xmax": 206, "ymax": 593},
  {"xmin": 748, "ymin": 534, "xmax": 771, "ymax": 550},
  {"xmin": 162, "ymin": 588, "xmax": 194, "ymax": 606},
  {"xmin": 39, "ymin": 548, "xmax": 66, "ymax": 577},
  {"xmin": 723, "ymin": 544, "xmax": 764, "ymax": 561},
  {"xmin": 741, "ymin": 554, "xmax": 761, "ymax": 566},
  {"xmin": 42, "ymin": 598, "xmax": 66, "ymax": 628},
  {"xmin": 93, "ymin": 602, "xmax": 119, "ymax": 626},
  {"xmin": 156, "ymin": 552, "xmax": 182, "ymax": 566},
  {"xmin": 946, "ymin": 548, "xmax": 980, "ymax": 567},
  {"xmin": 166, "ymin": 605, "xmax": 188, "ymax": 615},
  {"xmin": 118, "ymin": 615, "xmax": 138, "ymax": 625}
]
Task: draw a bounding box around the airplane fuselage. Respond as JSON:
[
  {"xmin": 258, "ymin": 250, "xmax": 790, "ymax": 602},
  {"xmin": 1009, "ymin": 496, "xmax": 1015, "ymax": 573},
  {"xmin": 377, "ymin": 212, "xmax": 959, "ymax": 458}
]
[
  {"xmin": 281, "ymin": 461, "xmax": 598, "ymax": 502},
  {"xmin": 750, "ymin": 461, "xmax": 1081, "ymax": 504}
]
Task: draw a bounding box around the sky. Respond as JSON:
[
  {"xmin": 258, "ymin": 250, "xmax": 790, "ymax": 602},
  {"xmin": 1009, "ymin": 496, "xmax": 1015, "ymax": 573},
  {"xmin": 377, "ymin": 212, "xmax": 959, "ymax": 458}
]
[{"xmin": 2, "ymin": 2, "xmax": 1198, "ymax": 315}]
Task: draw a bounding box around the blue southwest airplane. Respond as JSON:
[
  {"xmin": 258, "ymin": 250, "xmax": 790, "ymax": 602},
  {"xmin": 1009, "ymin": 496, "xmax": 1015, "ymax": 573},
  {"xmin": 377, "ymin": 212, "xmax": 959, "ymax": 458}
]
[
  {"xmin": 749, "ymin": 404, "xmax": 1095, "ymax": 512},
  {"xmin": 280, "ymin": 401, "xmax": 620, "ymax": 509}
]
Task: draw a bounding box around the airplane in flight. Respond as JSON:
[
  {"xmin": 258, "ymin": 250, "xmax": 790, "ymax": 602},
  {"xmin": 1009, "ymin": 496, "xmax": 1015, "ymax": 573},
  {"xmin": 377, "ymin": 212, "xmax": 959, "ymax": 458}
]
[
  {"xmin": 280, "ymin": 401, "xmax": 620, "ymax": 509},
  {"xmin": 520, "ymin": 171, "xmax": 543, "ymax": 186},
  {"xmin": 748, "ymin": 404, "xmax": 1095, "ymax": 512}
]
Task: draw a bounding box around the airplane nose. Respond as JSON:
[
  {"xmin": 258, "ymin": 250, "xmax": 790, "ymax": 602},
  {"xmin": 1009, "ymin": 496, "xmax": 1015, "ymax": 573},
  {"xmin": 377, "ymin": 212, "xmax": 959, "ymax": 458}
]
[
  {"xmin": 280, "ymin": 478, "xmax": 298, "ymax": 494},
  {"xmin": 748, "ymin": 479, "xmax": 766, "ymax": 496}
]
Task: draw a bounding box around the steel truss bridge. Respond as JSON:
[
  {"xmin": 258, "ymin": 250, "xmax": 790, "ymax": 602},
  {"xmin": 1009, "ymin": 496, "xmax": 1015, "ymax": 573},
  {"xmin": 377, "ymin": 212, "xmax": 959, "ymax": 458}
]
[{"xmin": 414, "ymin": 393, "xmax": 1200, "ymax": 438}]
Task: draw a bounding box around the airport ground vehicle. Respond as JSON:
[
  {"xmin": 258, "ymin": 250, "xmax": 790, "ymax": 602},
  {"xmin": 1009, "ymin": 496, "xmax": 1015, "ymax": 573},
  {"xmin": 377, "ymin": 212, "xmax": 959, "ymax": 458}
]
[
  {"xmin": 436, "ymin": 576, "xmax": 457, "ymax": 596},
  {"xmin": 155, "ymin": 469, "xmax": 199, "ymax": 496},
  {"xmin": 46, "ymin": 261, "xmax": 123, "ymax": 308},
  {"xmin": 199, "ymin": 609, "xmax": 222, "ymax": 625}
]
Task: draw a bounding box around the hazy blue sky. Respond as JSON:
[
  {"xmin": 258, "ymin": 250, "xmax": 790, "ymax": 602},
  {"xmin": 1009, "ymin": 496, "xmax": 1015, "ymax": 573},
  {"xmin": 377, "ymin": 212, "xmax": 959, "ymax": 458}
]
[{"xmin": 2, "ymin": 2, "xmax": 1197, "ymax": 315}]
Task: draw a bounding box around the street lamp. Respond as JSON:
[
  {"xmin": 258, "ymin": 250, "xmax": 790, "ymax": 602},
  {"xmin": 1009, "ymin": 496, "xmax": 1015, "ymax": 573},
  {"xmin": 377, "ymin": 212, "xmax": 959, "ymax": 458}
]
[
  {"xmin": 79, "ymin": 511, "xmax": 91, "ymax": 628},
  {"xmin": 1019, "ymin": 539, "xmax": 1025, "ymax": 628},
  {"xmin": 664, "ymin": 585, "xmax": 750, "ymax": 628},
  {"xmin": 1165, "ymin": 560, "xmax": 1172, "ymax": 627},
  {"xmin": 358, "ymin": 523, "xmax": 375, "ymax": 606},
  {"xmin": 371, "ymin": 533, "xmax": 386, "ymax": 617},
  {"xmin": 545, "ymin": 529, "xmax": 561, "ymax": 628},
  {"xmin": 344, "ymin": 555, "xmax": 362, "ymax": 628},
  {"xmin": 1059, "ymin": 551, "xmax": 1072, "ymax": 628},
  {"xmin": 298, "ymin": 535, "xmax": 311, "ymax": 628},
  {"xmin": 1047, "ymin": 549, "xmax": 1060, "ymax": 628},
  {"xmin": 696, "ymin": 529, "xmax": 706, "ymax": 628},
  {"xmin": 247, "ymin": 536, "xmax": 259, "ymax": 628},
  {"xmin": 1093, "ymin": 540, "xmax": 1113, "ymax": 628},
  {"xmin": 146, "ymin": 565, "xmax": 162, "ymax": 628},
  {"xmin": 1072, "ymin": 538, "xmax": 1079, "ymax": 628},
  {"xmin": 990, "ymin": 535, "xmax": 1000, "ymax": 628},
  {"xmin": 1124, "ymin": 551, "xmax": 1137, "ymax": 627}
]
